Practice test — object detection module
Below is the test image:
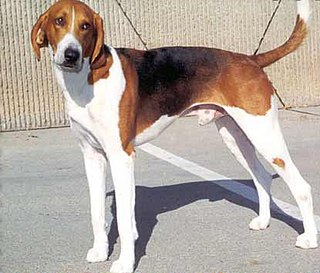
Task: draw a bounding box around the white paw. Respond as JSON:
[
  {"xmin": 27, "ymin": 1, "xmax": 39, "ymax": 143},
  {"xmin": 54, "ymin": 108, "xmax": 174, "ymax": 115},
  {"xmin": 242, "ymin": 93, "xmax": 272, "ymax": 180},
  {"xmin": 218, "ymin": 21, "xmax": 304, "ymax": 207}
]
[
  {"xmin": 249, "ymin": 216, "xmax": 270, "ymax": 231},
  {"xmin": 110, "ymin": 259, "xmax": 134, "ymax": 273},
  {"xmin": 86, "ymin": 246, "xmax": 108, "ymax": 263},
  {"xmin": 296, "ymin": 233, "xmax": 318, "ymax": 249},
  {"xmin": 133, "ymin": 227, "xmax": 139, "ymax": 241}
]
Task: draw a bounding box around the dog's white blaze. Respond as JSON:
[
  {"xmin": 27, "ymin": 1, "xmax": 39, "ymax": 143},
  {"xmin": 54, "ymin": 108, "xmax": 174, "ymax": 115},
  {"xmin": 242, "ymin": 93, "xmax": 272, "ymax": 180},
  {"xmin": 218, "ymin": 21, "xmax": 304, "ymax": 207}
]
[
  {"xmin": 134, "ymin": 115, "xmax": 178, "ymax": 146},
  {"xmin": 71, "ymin": 6, "xmax": 75, "ymax": 33},
  {"xmin": 297, "ymin": 0, "xmax": 310, "ymax": 22}
]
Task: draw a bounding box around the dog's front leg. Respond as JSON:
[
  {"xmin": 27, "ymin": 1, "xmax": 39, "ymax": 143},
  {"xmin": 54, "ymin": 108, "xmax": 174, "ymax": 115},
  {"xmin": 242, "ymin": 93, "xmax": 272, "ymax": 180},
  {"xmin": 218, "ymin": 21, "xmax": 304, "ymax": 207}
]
[
  {"xmin": 81, "ymin": 145, "xmax": 109, "ymax": 263},
  {"xmin": 109, "ymin": 152, "xmax": 137, "ymax": 273}
]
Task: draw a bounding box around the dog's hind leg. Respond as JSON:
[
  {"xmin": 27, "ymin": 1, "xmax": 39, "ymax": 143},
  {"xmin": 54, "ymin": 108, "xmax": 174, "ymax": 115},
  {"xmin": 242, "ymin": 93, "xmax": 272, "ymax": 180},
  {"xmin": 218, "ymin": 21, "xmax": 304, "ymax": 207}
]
[
  {"xmin": 216, "ymin": 115, "xmax": 272, "ymax": 230},
  {"xmin": 224, "ymin": 97, "xmax": 318, "ymax": 249}
]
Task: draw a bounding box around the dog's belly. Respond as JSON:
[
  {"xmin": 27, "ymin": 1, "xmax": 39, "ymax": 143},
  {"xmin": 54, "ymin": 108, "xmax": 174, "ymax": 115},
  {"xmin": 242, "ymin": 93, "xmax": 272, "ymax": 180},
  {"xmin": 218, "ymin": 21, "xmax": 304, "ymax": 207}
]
[
  {"xmin": 134, "ymin": 106, "xmax": 226, "ymax": 146},
  {"xmin": 133, "ymin": 115, "xmax": 178, "ymax": 146}
]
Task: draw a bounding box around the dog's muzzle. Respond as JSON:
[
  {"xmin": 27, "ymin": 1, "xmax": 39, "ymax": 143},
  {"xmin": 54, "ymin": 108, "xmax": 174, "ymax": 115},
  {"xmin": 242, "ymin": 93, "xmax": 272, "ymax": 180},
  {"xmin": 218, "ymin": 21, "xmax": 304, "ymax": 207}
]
[
  {"xmin": 61, "ymin": 46, "xmax": 82, "ymax": 71},
  {"xmin": 64, "ymin": 47, "xmax": 80, "ymax": 65},
  {"xmin": 56, "ymin": 46, "xmax": 83, "ymax": 73},
  {"xmin": 53, "ymin": 34, "xmax": 83, "ymax": 73}
]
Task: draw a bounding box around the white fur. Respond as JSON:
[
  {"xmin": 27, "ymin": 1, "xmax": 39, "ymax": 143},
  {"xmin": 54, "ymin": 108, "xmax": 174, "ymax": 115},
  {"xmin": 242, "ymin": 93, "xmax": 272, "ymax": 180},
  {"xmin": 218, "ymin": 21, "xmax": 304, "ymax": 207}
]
[
  {"xmin": 54, "ymin": 57, "xmax": 91, "ymax": 108},
  {"xmin": 53, "ymin": 44, "xmax": 137, "ymax": 272},
  {"xmin": 216, "ymin": 115, "xmax": 272, "ymax": 230},
  {"xmin": 223, "ymin": 96, "xmax": 318, "ymax": 247},
  {"xmin": 297, "ymin": 0, "xmax": 310, "ymax": 22},
  {"xmin": 109, "ymin": 153, "xmax": 136, "ymax": 273},
  {"xmin": 134, "ymin": 115, "xmax": 178, "ymax": 146},
  {"xmin": 48, "ymin": 3, "xmax": 317, "ymax": 269},
  {"xmin": 83, "ymin": 145, "xmax": 108, "ymax": 263}
]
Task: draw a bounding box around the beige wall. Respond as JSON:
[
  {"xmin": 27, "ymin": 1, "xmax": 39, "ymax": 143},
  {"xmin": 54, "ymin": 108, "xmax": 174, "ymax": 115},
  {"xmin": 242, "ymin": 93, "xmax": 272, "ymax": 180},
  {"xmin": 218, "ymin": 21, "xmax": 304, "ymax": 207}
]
[{"xmin": 1, "ymin": 0, "xmax": 319, "ymax": 131}]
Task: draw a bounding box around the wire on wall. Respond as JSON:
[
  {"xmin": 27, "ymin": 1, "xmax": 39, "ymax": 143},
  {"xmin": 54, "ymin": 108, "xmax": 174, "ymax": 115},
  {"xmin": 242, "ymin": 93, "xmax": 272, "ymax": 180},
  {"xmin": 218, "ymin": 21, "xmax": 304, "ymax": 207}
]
[
  {"xmin": 254, "ymin": 0, "xmax": 283, "ymax": 55},
  {"xmin": 253, "ymin": 0, "xmax": 288, "ymax": 109},
  {"xmin": 113, "ymin": 0, "xmax": 149, "ymax": 50}
]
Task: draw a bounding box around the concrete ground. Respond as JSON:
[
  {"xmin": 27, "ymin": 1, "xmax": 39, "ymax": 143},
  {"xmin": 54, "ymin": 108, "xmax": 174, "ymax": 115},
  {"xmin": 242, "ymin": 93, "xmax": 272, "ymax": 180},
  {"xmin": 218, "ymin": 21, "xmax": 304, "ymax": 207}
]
[{"xmin": 1, "ymin": 107, "xmax": 320, "ymax": 273}]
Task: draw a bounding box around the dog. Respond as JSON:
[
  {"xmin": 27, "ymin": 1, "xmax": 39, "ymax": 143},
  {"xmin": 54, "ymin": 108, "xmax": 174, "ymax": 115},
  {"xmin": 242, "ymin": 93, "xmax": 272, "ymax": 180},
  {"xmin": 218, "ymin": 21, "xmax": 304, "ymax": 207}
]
[{"xmin": 31, "ymin": 0, "xmax": 318, "ymax": 272}]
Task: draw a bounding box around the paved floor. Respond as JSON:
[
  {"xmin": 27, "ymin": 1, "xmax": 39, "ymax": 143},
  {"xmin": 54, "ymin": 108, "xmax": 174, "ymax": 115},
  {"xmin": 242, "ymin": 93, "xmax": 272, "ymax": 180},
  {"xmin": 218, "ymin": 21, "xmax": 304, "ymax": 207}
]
[{"xmin": 1, "ymin": 107, "xmax": 320, "ymax": 273}]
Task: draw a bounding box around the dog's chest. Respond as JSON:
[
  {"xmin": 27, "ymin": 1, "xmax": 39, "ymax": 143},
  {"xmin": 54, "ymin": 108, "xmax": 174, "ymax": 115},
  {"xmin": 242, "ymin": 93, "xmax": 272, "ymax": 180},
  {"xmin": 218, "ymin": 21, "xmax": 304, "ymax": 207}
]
[
  {"xmin": 60, "ymin": 48, "xmax": 127, "ymax": 155},
  {"xmin": 67, "ymin": 73, "xmax": 125, "ymax": 153}
]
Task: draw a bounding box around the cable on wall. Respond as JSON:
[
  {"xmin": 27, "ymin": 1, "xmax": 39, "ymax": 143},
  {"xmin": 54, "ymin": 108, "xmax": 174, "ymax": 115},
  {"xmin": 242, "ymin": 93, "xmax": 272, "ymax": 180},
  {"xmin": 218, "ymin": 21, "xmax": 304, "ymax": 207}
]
[
  {"xmin": 254, "ymin": 0, "xmax": 288, "ymax": 109},
  {"xmin": 113, "ymin": 0, "xmax": 149, "ymax": 50},
  {"xmin": 254, "ymin": 0, "xmax": 283, "ymax": 55}
]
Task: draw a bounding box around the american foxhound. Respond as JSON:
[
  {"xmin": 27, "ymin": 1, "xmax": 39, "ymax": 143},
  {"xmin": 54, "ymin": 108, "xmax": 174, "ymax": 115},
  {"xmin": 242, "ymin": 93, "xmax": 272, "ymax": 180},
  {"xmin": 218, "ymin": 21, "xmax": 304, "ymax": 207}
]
[{"xmin": 31, "ymin": 0, "xmax": 318, "ymax": 272}]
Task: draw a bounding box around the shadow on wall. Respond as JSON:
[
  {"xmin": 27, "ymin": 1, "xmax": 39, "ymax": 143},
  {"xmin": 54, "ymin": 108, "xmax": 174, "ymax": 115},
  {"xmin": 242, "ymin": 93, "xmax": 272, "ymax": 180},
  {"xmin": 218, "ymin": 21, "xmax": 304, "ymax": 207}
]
[{"xmin": 106, "ymin": 177, "xmax": 304, "ymax": 269}]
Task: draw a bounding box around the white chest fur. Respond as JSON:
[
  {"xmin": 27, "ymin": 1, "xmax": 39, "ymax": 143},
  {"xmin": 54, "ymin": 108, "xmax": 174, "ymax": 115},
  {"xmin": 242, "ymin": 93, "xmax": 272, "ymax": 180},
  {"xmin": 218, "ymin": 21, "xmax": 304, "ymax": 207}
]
[{"xmin": 53, "ymin": 47, "xmax": 127, "ymax": 157}]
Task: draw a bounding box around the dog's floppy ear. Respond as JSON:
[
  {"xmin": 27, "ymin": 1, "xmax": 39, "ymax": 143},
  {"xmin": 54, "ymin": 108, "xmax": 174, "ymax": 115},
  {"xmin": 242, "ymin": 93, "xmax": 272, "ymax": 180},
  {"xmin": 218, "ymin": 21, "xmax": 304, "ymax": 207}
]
[
  {"xmin": 90, "ymin": 13, "xmax": 106, "ymax": 69},
  {"xmin": 31, "ymin": 11, "xmax": 49, "ymax": 61}
]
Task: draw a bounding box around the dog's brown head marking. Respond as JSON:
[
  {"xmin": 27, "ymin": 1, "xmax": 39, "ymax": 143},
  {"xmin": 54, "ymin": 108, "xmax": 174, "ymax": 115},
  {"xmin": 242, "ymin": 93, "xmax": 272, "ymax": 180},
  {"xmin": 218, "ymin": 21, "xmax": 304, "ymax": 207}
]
[{"xmin": 31, "ymin": 0, "xmax": 105, "ymax": 69}]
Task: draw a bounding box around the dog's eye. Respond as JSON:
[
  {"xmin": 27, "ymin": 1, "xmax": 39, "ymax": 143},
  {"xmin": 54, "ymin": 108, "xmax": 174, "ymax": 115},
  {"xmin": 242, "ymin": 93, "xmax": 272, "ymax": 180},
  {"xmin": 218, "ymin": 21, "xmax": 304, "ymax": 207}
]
[
  {"xmin": 55, "ymin": 17, "xmax": 64, "ymax": 26},
  {"xmin": 81, "ymin": 23, "xmax": 91, "ymax": 30}
]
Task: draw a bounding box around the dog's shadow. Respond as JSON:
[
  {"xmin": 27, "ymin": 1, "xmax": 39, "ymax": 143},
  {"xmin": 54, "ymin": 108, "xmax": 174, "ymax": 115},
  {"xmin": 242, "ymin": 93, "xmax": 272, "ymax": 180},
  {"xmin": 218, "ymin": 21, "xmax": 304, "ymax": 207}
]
[{"xmin": 106, "ymin": 176, "xmax": 304, "ymax": 269}]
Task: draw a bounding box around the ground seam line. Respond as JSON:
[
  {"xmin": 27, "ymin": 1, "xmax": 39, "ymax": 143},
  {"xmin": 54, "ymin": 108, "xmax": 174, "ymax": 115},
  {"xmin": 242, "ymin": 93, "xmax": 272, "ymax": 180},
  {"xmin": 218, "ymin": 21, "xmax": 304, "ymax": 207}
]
[{"xmin": 139, "ymin": 143, "xmax": 320, "ymax": 233}]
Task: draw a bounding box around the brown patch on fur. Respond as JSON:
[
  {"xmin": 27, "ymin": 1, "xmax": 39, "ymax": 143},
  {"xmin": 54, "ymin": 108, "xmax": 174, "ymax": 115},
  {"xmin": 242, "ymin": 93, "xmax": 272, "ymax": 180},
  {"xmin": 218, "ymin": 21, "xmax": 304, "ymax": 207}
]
[
  {"xmin": 273, "ymin": 158, "xmax": 286, "ymax": 169},
  {"xmin": 31, "ymin": 11, "xmax": 49, "ymax": 60},
  {"xmin": 192, "ymin": 53, "xmax": 274, "ymax": 115},
  {"xmin": 118, "ymin": 55, "xmax": 139, "ymax": 156},
  {"xmin": 135, "ymin": 98, "xmax": 163, "ymax": 137},
  {"xmin": 251, "ymin": 16, "xmax": 308, "ymax": 68},
  {"xmin": 87, "ymin": 48, "xmax": 113, "ymax": 85},
  {"xmin": 31, "ymin": 1, "xmax": 73, "ymax": 59}
]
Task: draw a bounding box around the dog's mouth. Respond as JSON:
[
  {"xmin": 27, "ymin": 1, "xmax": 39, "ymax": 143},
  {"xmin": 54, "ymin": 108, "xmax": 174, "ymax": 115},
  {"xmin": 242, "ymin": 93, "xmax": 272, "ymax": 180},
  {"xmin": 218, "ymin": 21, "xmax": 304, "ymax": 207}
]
[{"xmin": 55, "ymin": 59, "xmax": 84, "ymax": 73}]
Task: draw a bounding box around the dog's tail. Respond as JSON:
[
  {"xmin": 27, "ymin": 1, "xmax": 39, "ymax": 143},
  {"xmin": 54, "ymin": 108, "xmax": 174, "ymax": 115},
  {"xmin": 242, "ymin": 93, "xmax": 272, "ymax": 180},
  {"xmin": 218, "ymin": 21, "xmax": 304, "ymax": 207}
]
[{"xmin": 251, "ymin": 0, "xmax": 310, "ymax": 68}]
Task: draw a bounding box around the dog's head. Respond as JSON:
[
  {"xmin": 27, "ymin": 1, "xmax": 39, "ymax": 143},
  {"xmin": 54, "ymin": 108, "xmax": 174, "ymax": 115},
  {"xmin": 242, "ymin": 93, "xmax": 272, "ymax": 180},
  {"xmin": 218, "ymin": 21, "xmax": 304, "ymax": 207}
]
[{"xmin": 31, "ymin": 0, "xmax": 106, "ymax": 72}]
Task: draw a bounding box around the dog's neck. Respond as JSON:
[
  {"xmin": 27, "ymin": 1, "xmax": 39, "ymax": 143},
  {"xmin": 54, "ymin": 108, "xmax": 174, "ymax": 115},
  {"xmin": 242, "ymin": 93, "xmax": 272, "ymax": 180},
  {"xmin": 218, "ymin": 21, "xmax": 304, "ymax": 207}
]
[
  {"xmin": 52, "ymin": 56, "xmax": 93, "ymax": 109},
  {"xmin": 50, "ymin": 46, "xmax": 113, "ymax": 110}
]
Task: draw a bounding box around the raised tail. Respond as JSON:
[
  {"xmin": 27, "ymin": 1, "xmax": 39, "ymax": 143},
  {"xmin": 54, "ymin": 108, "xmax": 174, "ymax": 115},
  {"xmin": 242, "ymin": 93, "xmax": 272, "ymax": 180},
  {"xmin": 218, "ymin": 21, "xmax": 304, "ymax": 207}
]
[{"xmin": 251, "ymin": 0, "xmax": 310, "ymax": 68}]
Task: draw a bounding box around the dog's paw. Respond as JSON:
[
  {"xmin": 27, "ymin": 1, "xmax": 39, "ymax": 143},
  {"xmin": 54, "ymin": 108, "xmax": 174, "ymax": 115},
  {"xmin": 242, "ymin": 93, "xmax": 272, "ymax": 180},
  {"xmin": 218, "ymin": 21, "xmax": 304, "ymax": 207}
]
[
  {"xmin": 296, "ymin": 233, "xmax": 318, "ymax": 249},
  {"xmin": 133, "ymin": 226, "xmax": 139, "ymax": 241},
  {"xmin": 86, "ymin": 246, "xmax": 108, "ymax": 263},
  {"xmin": 249, "ymin": 216, "xmax": 270, "ymax": 231},
  {"xmin": 110, "ymin": 259, "xmax": 134, "ymax": 273}
]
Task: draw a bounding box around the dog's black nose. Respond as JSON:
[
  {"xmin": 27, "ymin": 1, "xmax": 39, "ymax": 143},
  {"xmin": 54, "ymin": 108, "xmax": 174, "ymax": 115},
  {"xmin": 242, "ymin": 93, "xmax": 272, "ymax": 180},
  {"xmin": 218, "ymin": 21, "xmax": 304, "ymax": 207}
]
[{"xmin": 64, "ymin": 47, "xmax": 80, "ymax": 64}]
